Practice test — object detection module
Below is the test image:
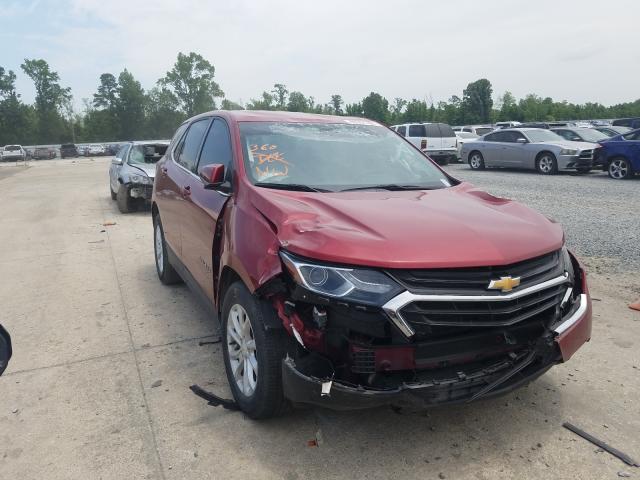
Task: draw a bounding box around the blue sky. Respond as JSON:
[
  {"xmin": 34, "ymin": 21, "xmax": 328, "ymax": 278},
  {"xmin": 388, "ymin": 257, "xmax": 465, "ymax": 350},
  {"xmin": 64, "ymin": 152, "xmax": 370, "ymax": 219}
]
[{"xmin": 2, "ymin": 0, "xmax": 639, "ymax": 110}]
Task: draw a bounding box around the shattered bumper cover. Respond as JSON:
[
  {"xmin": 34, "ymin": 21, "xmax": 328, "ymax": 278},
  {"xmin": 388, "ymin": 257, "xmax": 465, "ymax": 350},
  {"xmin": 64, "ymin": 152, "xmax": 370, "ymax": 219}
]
[{"xmin": 282, "ymin": 293, "xmax": 591, "ymax": 411}]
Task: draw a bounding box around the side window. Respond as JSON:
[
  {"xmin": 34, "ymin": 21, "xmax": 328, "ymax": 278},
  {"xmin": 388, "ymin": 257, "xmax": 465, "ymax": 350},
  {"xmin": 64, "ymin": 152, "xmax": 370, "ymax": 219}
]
[
  {"xmin": 511, "ymin": 131, "xmax": 527, "ymax": 143},
  {"xmin": 484, "ymin": 133, "xmax": 498, "ymax": 142},
  {"xmin": 463, "ymin": 127, "xmax": 472, "ymax": 133},
  {"xmin": 486, "ymin": 132, "xmax": 508, "ymax": 142},
  {"xmin": 425, "ymin": 124, "xmax": 441, "ymax": 137},
  {"xmin": 177, "ymin": 119, "xmax": 210, "ymax": 172},
  {"xmin": 437, "ymin": 123, "xmax": 455, "ymax": 137},
  {"xmin": 397, "ymin": 125, "xmax": 407, "ymax": 137},
  {"xmin": 408, "ymin": 124, "xmax": 426, "ymax": 137},
  {"xmin": 623, "ymin": 130, "xmax": 640, "ymax": 141},
  {"xmin": 198, "ymin": 119, "xmax": 233, "ymax": 173}
]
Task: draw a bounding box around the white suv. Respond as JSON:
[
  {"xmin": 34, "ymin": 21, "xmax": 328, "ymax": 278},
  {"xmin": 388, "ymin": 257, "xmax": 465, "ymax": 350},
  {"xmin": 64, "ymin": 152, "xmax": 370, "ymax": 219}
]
[
  {"xmin": 391, "ymin": 123, "xmax": 457, "ymax": 165},
  {"xmin": 1, "ymin": 145, "xmax": 26, "ymax": 162}
]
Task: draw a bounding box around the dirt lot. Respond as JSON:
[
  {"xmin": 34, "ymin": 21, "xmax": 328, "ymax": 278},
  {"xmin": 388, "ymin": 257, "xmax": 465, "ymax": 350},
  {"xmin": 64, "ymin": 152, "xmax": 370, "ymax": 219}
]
[{"xmin": 0, "ymin": 158, "xmax": 639, "ymax": 480}]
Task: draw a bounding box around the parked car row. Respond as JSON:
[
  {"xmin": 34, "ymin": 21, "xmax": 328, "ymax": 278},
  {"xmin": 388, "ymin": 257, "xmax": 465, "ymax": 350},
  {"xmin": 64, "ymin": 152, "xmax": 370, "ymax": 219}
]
[{"xmin": 459, "ymin": 126, "xmax": 640, "ymax": 179}]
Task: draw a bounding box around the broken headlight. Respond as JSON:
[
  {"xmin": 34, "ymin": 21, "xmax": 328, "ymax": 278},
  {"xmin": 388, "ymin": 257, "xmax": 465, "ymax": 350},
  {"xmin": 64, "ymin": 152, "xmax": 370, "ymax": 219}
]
[
  {"xmin": 280, "ymin": 250, "xmax": 403, "ymax": 306},
  {"xmin": 129, "ymin": 174, "xmax": 152, "ymax": 185}
]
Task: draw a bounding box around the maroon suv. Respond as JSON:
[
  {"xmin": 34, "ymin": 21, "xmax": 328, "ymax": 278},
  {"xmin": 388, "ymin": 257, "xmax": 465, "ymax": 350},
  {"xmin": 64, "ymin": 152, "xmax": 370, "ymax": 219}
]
[{"xmin": 152, "ymin": 111, "xmax": 592, "ymax": 419}]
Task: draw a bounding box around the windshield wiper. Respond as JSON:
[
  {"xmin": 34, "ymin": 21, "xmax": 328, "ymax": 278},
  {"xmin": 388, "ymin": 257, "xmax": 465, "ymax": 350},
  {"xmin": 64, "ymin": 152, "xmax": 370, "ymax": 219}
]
[
  {"xmin": 340, "ymin": 184, "xmax": 438, "ymax": 192},
  {"xmin": 254, "ymin": 182, "xmax": 330, "ymax": 192}
]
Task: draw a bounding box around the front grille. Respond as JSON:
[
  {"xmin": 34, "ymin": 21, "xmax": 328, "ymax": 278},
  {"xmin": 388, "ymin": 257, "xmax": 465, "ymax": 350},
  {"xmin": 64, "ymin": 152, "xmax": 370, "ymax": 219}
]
[
  {"xmin": 579, "ymin": 150, "xmax": 593, "ymax": 160},
  {"xmin": 388, "ymin": 250, "xmax": 562, "ymax": 295},
  {"xmin": 399, "ymin": 283, "xmax": 566, "ymax": 329}
]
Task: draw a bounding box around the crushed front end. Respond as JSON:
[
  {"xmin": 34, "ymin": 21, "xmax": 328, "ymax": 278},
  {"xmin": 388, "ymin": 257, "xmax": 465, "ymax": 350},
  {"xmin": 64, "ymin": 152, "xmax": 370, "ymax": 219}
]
[{"xmin": 273, "ymin": 248, "xmax": 591, "ymax": 410}]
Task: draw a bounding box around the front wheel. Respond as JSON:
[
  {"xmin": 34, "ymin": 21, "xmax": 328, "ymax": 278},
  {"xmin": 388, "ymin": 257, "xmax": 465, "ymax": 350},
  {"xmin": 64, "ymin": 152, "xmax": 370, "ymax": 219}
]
[
  {"xmin": 116, "ymin": 184, "xmax": 131, "ymax": 213},
  {"xmin": 468, "ymin": 151, "xmax": 485, "ymax": 170},
  {"xmin": 608, "ymin": 157, "xmax": 632, "ymax": 179},
  {"xmin": 221, "ymin": 281, "xmax": 287, "ymax": 419},
  {"xmin": 536, "ymin": 153, "xmax": 558, "ymax": 175}
]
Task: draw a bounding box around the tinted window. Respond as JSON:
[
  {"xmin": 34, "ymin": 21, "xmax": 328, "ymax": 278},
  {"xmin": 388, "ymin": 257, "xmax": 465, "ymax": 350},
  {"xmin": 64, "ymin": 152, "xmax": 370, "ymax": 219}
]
[
  {"xmin": 475, "ymin": 127, "xmax": 493, "ymax": 136},
  {"xmin": 622, "ymin": 130, "xmax": 640, "ymax": 141},
  {"xmin": 177, "ymin": 119, "xmax": 210, "ymax": 171},
  {"xmin": 437, "ymin": 123, "xmax": 455, "ymax": 137},
  {"xmin": 425, "ymin": 124, "xmax": 441, "ymax": 137},
  {"xmin": 485, "ymin": 131, "xmax": 509, "ymax": 142},
  {"xmin": 462, "ymin": 127, "xmax": 472, "ymax": 133},
  {"xmin": 397, "ymin": 125, "xmax": 406, "ymax": 136},
  {"xmin": 116, "ymin": 145, "xmax": 129, "ymax": 159},
  {"xmin": 408, "ymin": 124, "xmax": 426, "ymax": 137},
  {"xmin": 198, "ymin": 119, "xmax": 233, "ymax": 172}
]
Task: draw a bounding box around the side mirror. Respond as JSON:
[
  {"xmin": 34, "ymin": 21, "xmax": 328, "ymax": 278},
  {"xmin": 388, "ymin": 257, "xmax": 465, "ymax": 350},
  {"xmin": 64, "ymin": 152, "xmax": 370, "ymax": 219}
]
[
  {"xmin": 0, "ymin": 324, "xmax": 12, "ymax": 376},
  {"xmin": 112, "ymin": 158, "xmax": 122, "ymax": 165},
  {"xmin": 199, "ymin": 163, "xmax": 225, "ymax": 188},
  {"xmin": 516, "ymin": 138, "xmax": 528, "ymax": 144}
]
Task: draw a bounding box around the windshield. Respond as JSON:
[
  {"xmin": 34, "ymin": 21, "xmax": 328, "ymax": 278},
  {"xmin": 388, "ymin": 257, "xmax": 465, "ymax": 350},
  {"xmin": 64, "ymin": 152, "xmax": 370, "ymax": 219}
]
[
  {"xmin": 239, "ymin": 122, "xmax": 453, "ymax": 192},
  {"xmin": 475, "ymin": 127, "xmax": 493, "ymax": 136},
  {"xmin": 5, "ymin": 145, "xmax": 20, "ymax": 151},
  {"xmin": 128, "ymin": 144, "xmax": 168, "ymax": 164},
  {"xmin": 576, "ymin": 129, "xmax": 608, "ymax": 142},
  {"xmin": 524, "ymin": 130, "xmax": 565, "ymax": 142}
]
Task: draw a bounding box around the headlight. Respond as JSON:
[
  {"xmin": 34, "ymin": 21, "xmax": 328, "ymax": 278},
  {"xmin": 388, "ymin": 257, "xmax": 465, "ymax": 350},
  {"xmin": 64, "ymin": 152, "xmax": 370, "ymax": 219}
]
[
  {"xmin": 129, "ymin": 174, "xmax": 151, "ymax": 184},
  {"xmin": 280, "ymin": 251, "xmax": 403, "ymax": 306},
  {"xmin": 559, "ymin": 149, "xmax": 577, "ymax": 155}
]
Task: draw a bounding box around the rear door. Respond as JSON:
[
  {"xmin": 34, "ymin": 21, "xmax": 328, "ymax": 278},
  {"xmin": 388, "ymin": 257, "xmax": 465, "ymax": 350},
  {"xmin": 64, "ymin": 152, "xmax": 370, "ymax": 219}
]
[
  {"xmin": 181, "ymin": 118, "xmax": 234, "ymax": 302},
  {"xmin": 437, "ymin": 123, "xmax": 457, "ymax": 151},
  {"xmin": 501, "ymin": 130, "xmax": 529, "ymax": 167}
]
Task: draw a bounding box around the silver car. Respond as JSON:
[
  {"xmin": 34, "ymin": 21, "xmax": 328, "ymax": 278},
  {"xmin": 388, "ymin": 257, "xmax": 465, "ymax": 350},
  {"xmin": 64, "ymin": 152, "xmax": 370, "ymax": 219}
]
[
  {"xmin": 460, "ymin": 128, "xmax": 597, "ymax": 174},
  {"xmin": 109, "ymin": 141, "xmax": 169, "ymax": 213}
]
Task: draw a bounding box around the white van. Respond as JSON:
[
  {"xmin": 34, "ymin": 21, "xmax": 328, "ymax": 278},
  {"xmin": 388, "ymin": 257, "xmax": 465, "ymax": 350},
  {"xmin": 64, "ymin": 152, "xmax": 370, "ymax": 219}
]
[{"xmin": 391, "ymin": 122, "xmax": 458, "ymax": 165}]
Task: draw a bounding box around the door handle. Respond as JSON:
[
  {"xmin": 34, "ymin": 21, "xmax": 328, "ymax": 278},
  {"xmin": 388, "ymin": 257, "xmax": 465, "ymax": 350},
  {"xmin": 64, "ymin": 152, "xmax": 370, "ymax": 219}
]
[{"xmin": 181, "ymin": 185, "xmax": 191, "ymax": 198}]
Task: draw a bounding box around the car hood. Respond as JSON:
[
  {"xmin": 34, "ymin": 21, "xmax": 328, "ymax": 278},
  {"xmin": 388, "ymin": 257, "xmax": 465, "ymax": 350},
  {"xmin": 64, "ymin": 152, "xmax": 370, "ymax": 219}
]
[
  {"xmin": 250, "ymin": 182, "xmax": 563, "ymax": 269},
  {"xmin": 130, "ymin": 163, "xmax": 156, "ymax": 178}
]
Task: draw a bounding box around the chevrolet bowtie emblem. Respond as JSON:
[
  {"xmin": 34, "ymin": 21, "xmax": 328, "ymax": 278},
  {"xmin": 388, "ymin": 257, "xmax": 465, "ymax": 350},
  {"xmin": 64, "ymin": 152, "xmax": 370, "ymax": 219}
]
[{"xmin": 488, "ymin": 276, "xmax": 521, "ymax": 292}]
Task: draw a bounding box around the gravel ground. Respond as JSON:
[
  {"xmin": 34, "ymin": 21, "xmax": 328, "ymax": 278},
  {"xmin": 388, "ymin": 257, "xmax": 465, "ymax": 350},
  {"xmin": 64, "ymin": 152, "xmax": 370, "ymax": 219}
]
[{"xmin": 443, "ymin": 163, "xmax": 640, "ymax": 273}]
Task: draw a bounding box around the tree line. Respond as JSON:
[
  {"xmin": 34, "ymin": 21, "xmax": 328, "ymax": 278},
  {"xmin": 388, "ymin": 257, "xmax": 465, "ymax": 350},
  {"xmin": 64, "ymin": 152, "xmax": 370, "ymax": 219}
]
[{"xmin": 1, "ymin": 51, "xmax": 640, "ymax": 146}]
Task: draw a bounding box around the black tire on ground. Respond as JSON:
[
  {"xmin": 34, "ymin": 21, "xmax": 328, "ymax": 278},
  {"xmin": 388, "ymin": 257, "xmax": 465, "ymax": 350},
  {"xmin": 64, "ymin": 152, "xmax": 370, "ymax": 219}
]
[
  {"xmin": 440, "ymin": 157, "xmax": 449, "ymax": 166},
  {"xmin": 536, "ymin": 152, "xmax": 558, "ymax": 175},
  {"xmin": 116, "ymin": 184, "xmax": 131, "ymax": 213},
  {"xmin": 110, "ymin": 186, "xmax": 117, "ymax": 200},
  {"xmin": 153, "ymin": 215, "xmax": 182, "ymax": 285},
  {"xmin": 608, "ymin": 157, "xmax": 633, "ymax": 180},
  {"xmin": 576, "ymin": 167, "xmax": 591, "ymax": 174},
  {"xmin": 468, "ymin": 151, "xmax": 485, "ymax": 170},
  {"xmin": 221, "ymin": 281, "xmax": 288, "ymax": 419}
]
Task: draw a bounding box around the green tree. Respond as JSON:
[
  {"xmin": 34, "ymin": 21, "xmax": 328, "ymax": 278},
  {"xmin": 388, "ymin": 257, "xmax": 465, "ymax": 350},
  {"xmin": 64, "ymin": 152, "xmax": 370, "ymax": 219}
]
[
  {"xmin": 287, "ymin": 91, "xmax": 309, "ymax": 112},
  {"xmin": 0, "ymin": 67, "xmax": 36, "ymax": 145},
  {"xmin": 145, "ymin": 87, "xmax": 185, "ymax": 139},
  {"xmin": 20, "ymin": 58, "xmax": 71, "ymax": 143},
  {"xmin": 93, "ymin": 73, "xmax": 118, "ymax": 110},
  {"xmin": 361, "ymin": 92, "xmax": 389, "ymax": 123},
  {"xmin": 330, "ymin": 94, "xmax": 344, "ymax": 115},
  {"xmin": 403, "ymin": 99, "xmax": 429, "ymax": 123},
  {"xmin": 116, "ymin": 69, "xmax": 146, "ymax": 139},
  {"xmin": 462, "ymin": 78, "xmax": 493, "ymax": 123},
  {"xmin": 246, "ymin": 91, "xmax": 275, "ymax": 110},
  {"xmin": 271, "ymin": 83, "xmax": 288, "ymax": 110},
  {"xmin": 159, "ymin": 52, "xmax": 223, "ymax": 117},
  {"xmin": 344, "ymin": 102, "xmax": 363, "ymax": 116},
  {"xmin": 221, "ymin": 98, "xmax": 244, "ymax": 110}
]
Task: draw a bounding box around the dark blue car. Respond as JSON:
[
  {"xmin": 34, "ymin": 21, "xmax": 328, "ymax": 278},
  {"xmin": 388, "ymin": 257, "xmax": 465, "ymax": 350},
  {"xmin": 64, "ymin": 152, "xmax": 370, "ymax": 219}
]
[{"xmin": 599, "ymin": 128, "xmax": 640, "ymax": 179}]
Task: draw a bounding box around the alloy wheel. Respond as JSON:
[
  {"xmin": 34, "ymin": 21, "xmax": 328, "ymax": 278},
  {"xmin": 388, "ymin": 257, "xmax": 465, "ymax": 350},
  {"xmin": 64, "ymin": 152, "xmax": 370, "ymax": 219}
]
[
  {"xmin": 609, "ymin": 159, "xmax": 628, "ymax": 179},
  {"xmin": 226, "ymin": 304, "xmax": 258, "ymax": 397},
  {"xmin": 470, "ymin": 154, "xmax": 482, "ymax": 169},
  {"xmin": 539, "ymin": 156, "xmax": 553, "ymax": 173},
  {"xmin": 154, "ymin": 223, "xmax": 164, "ymax": 274}
]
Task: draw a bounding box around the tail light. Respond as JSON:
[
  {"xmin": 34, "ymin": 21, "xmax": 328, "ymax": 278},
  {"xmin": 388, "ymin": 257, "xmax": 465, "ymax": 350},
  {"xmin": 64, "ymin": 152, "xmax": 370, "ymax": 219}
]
[{"xmin": 421, "ymin": 139, "xmax": 427, "ymax": 150}]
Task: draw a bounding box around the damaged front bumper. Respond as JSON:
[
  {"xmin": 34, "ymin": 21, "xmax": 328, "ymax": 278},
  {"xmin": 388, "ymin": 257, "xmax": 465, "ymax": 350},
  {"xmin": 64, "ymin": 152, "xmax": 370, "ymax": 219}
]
[{"xmin": 281, "ymin": 293, "xmax": 591, "ymax": 410}]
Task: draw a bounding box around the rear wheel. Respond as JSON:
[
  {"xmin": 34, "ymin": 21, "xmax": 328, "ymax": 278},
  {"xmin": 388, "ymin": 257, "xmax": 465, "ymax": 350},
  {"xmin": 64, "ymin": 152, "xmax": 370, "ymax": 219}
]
[
  {"xmin": 110, "ymin": 185, "xmax": 117, "ymax": 200},
  {"xmin": 153, "ymin": 215, "xmax": 181, "ymax": 285},
  {"xmin": 608, "ymin": 157, "xmax": 632, "ymax": 179},
  {"xmin": 468, "ymin": 151, "xmax": 485, "ymax": 170},
  {"xmin": 221, "ymin": 281, "xmax": 287, "ymax": 419},
  {"xmin": 536, "ymin": 152, "xmax": 558, "ymax": 175}
]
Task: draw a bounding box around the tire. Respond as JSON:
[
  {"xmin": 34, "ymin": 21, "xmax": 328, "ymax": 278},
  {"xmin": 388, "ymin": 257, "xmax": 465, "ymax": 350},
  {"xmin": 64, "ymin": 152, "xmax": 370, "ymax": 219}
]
[
  {"xmin": 110, "ymin": 185, "xmax": 117, "ymax": 200},
  {"xmin": 608, "ymin": 157, "xmax": 632, "ymax": 180},
  {"xmin": 576, "ymin": 167, "xmax": 591, "ymax": 174},
  {"xmin": 536, "ymin": 152, "xmax": 558, "ymax": 175},
  {"xmin": 221, "ymin": 281, "xmax": 287, "ymax": 419},
  {"xmin": 116, "ymin": 184, "xmax": 131, "ymax": 213},
  {"xmin": 440, "ymin": 157, "xmax": 449, "ymax": 166},
  {"xmin": 468, "ymin": 151, "xmax": 485, "ymax": 170},
  {"xmin": 153, "ymin": 215, "xmax": 182, "ymax": 285}
]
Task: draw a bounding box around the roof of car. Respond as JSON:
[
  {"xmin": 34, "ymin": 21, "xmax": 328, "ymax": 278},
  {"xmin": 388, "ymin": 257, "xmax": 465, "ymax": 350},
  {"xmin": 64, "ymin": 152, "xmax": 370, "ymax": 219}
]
[
  {"xmin": 125, "ymin": 140, "xmax": 170, "ymax": 145},
  {"xmin": 191, "ymin": 110, "xmax": 380, "ymax": 125}
]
